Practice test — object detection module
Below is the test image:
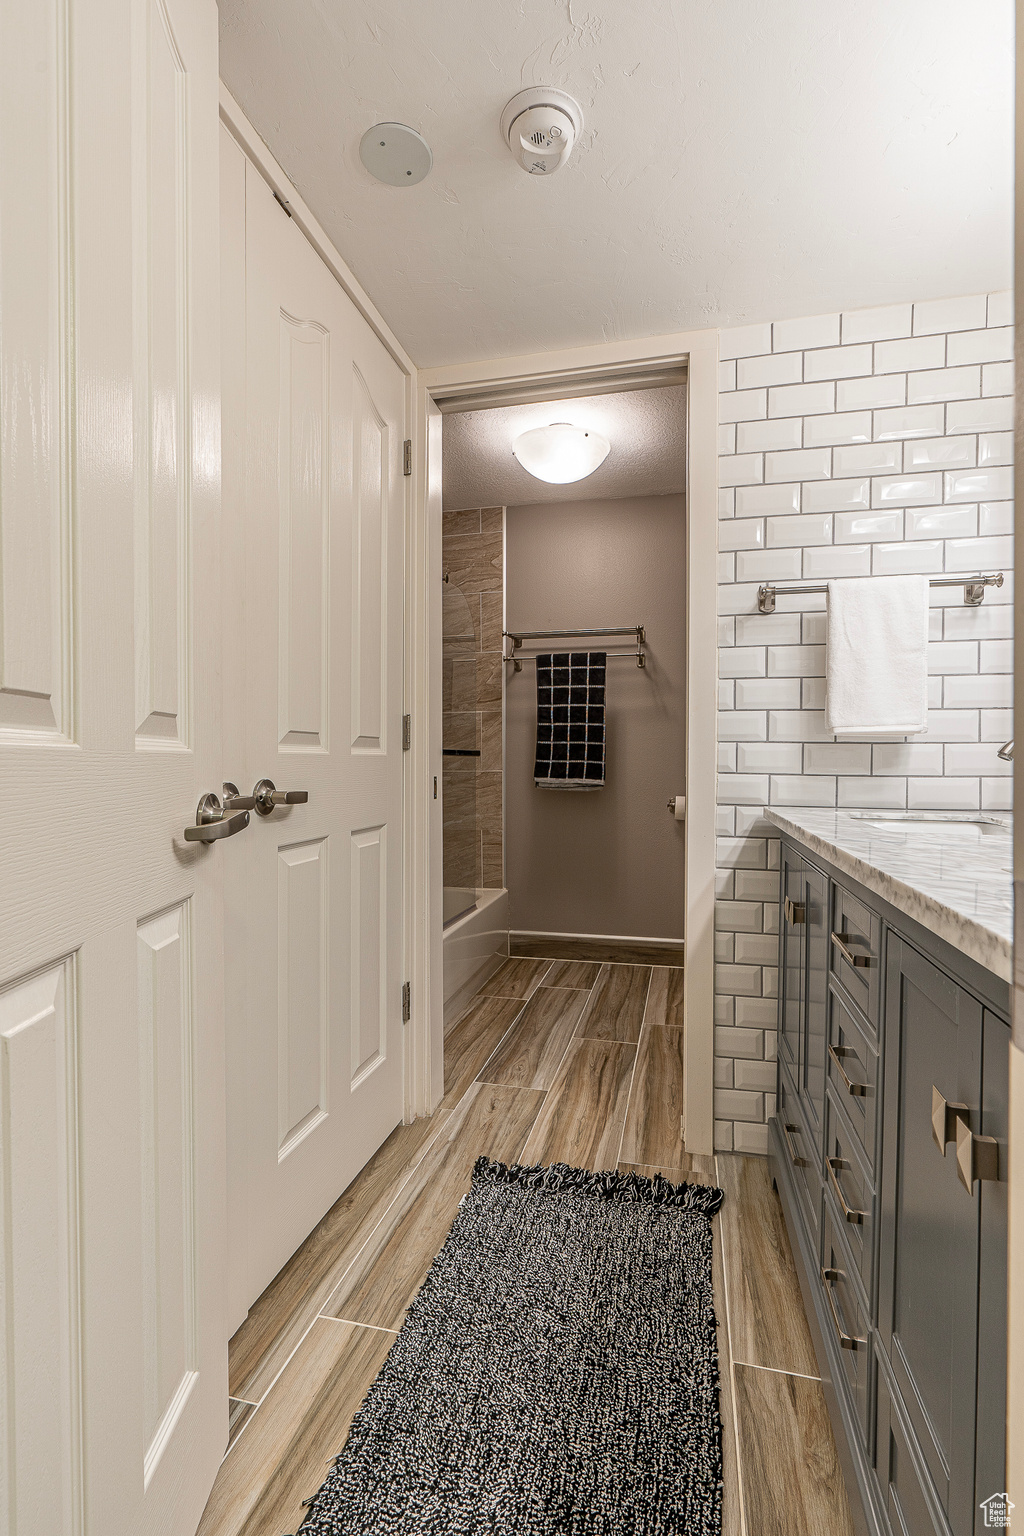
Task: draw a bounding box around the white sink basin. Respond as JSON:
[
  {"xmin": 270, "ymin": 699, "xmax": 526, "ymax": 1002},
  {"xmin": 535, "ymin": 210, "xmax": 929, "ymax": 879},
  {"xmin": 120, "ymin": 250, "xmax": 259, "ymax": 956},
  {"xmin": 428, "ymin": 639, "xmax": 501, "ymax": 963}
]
[{"xmin": 849, "ymin": 811, "xmax": 1009, "ymax": 837}]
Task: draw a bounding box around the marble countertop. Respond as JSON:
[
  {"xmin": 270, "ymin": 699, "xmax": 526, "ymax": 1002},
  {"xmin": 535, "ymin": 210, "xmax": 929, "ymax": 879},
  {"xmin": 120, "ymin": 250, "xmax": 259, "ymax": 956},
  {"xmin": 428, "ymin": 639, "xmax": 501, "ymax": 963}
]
[{"xmin": 763, "ymin": 807, "xmax": 1012, "ymax": 983}]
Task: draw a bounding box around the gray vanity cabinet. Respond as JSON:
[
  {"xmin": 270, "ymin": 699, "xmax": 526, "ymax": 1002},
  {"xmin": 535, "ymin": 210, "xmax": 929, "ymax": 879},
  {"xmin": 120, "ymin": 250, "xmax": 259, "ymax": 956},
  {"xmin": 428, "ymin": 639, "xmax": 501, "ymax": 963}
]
[
  {"xmin": 779, "ymin": 844, "xmax": 829, "ymax": 1160},
  {"xmin": 770, "ymin": 837, "xmax": 1009, "ymax": 1536},
  {"xmin": 878, "ymin": 937, "xmax": 985, "ymax": 1536}
]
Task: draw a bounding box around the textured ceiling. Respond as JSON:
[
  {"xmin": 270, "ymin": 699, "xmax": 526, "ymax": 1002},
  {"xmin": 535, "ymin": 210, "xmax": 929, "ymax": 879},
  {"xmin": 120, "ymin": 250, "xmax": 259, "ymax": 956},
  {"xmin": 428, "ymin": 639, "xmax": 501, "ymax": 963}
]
[
  {"xmin": 219, "ymin": 0, "xmax": 1013, "ymax": 368},
  {"xmin": 442, "ymin": 386, "xmax": 686, "ymax": 510}
]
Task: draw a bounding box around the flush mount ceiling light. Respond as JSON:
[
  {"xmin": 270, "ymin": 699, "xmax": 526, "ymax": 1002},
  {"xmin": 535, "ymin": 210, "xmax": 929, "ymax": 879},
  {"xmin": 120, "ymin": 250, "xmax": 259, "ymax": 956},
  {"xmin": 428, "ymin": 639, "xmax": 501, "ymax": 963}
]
[
  {"xmin": 511, "ymin": 423, "xmax": 611, "ymax": 484},
  {"xmin": 359, "ymin": 122, "xmax": 432, "ymax": 186},
  {"xmin": 500, "ymin": 87, "xmax": 583, "ymax": 176}
]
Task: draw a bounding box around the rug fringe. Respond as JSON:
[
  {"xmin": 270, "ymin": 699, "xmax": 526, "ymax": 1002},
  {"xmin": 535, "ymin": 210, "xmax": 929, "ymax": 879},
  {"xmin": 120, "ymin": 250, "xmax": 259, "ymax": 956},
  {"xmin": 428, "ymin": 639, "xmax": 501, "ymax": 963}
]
[{"xmin": 472, "ymin": 1156, "xmax": 725, "ymax": 1214}]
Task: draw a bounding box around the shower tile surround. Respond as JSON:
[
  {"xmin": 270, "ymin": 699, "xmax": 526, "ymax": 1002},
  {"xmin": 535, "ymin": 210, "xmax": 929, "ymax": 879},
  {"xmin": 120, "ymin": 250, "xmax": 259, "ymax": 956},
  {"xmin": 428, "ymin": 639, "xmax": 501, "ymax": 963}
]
[
  {"xmin": 442, "ymin": 507, "xmax": 504, "ymax": 890},
  {"xmin": 715, "ymin": 292, "xmax": 1014, "ymax": 1153}
]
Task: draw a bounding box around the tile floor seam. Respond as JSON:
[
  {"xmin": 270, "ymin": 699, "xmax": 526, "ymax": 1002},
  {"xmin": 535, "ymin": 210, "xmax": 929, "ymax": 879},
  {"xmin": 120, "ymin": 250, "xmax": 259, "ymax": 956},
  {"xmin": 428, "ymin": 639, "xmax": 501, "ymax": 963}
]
[
  {"xmin": 471, "ymin": 994, "xmax": 540, "ymax": 1086},
  {"xmin": 222, "ymin": 1399, "xmax": 261, "ymax": 1460},
  {"xmin": 319, "ymin": 1316, "xmax": 400, "ymax": 1336},
  {"xmin": 714, "ymin": 1153, "xmax": 750, "ymax": 1536},
  {"xmin": 613, "ymin": 968, "xmax": 653, "ymax": 1168},
  {"xmin": 731, "ymin": 1359, "xmax": 822, "ymax": 1382},
  {"xmin": 482, "ymin": 974, "xmax": 600, "ymax": 1111},
  {"xmin": 473, "ymin": 985, "xmax": 592, "ymax": 1090},
  {"xmin": 511, "ymin": 1079, "xmax": 555, "ymax": 1164}
]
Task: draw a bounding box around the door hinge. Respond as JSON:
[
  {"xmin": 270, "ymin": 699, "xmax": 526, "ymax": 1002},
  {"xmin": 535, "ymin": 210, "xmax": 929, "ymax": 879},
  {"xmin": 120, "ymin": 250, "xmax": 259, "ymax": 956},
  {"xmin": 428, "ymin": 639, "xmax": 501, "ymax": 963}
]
[
  {"xmin": 273, "ymin": 189, "xmax": 293, "ymax": 218},
  {"xmin": 402, "ymin": 981, "xmax": 411, "ymax": 1022},
  {"xmin": 402, "ymin": 713, "xmax": 411, "ymax": 750},
  {"xmin": 403, "ymin": 439, "xmax": 412, "ymax": 476}
]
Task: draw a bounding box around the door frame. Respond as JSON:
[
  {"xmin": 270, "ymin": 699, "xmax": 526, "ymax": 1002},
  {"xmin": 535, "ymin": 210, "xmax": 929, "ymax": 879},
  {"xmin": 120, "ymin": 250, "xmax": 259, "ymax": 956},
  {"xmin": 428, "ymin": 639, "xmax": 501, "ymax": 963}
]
[{"xmin": 417, "ymin": 332, "xmax": 719, "ymax": 1153}]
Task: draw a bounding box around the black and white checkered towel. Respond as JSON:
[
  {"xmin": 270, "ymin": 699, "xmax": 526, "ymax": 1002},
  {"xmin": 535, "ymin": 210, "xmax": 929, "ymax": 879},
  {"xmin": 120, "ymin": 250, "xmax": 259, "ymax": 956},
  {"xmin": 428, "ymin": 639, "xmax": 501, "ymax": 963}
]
[{"xmin": 534, "ymin": 652, "xmax": 606, "ymax": 790}]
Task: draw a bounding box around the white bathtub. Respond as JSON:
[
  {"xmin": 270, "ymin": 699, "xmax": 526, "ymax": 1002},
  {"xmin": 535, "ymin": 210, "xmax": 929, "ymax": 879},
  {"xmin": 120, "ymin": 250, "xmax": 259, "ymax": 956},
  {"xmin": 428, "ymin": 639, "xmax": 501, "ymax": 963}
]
[{"xmin": 443, "ymin": 887, "xmax": 509, "ymax": 1029}]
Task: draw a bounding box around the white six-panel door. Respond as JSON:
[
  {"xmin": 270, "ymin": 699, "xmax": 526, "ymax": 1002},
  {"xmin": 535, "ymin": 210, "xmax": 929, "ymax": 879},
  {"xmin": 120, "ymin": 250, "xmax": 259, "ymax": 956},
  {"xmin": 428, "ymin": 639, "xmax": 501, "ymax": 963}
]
[
  {"xmin": 221, "ymin": 147, "xmax": 407, "ymax": 1316},
  {"xmin": 0, "ymin": 0, "xmax": 226, "ymax": 1533}
]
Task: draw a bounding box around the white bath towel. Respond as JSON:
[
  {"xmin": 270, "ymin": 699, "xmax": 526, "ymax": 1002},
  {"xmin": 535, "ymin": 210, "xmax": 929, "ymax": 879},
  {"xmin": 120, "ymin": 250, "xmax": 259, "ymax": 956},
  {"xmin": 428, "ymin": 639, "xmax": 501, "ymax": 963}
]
[{"xmin": 825, "ymin": 575, "xmax": 929, "ymax": 737}]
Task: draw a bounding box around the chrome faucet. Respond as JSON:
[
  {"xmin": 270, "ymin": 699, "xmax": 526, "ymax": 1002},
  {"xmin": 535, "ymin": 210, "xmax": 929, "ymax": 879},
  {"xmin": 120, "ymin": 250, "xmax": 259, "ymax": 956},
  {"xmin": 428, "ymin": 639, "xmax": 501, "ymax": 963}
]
[{"xmin": 997, "ymin": 739, "xmax": 1014, "ymax": 761}]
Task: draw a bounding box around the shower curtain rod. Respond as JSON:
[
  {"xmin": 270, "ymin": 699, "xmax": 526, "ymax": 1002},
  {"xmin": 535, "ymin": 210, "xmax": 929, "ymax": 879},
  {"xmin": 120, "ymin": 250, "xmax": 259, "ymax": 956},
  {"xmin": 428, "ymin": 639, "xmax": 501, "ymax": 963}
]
[{"xmin": 502, "ymin": 625, "xmax": 646, "ymax": 670}]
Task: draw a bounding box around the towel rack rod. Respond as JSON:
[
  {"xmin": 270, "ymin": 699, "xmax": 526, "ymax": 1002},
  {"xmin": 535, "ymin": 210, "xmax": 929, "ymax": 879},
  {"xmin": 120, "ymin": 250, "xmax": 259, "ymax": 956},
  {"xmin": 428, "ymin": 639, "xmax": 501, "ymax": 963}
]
[
  {"xmin": 507, "ymin": 648, "xmax": 641, "ymax": 662},
  {"xmin": 502, "ymin": 624, "xmax": 646, "ymax": 670},
  {"xmin": 757, "ymin": 572, "xmax": 1003, "ymax": 615}
]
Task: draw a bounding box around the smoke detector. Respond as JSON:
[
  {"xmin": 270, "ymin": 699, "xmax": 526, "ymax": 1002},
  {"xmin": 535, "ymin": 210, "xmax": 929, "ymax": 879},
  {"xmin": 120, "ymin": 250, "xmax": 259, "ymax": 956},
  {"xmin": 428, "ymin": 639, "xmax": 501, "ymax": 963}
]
[{"xmin": 500, "ymin": 88, "xmax": 583, "ymax": 176}]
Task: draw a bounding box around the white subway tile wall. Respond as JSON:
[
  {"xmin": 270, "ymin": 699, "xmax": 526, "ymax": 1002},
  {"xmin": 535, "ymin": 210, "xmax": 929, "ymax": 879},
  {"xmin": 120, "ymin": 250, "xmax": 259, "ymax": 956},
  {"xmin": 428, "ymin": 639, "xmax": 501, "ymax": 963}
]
[{"xmin": 715, "ymin": 292, "xmax": 1014, "ymax": 1155}]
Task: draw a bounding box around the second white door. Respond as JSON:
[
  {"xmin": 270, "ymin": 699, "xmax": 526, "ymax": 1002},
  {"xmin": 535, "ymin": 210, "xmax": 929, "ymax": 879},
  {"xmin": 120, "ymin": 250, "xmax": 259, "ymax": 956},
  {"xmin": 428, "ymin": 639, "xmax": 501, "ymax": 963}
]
[{"xmin": 222, "ymin": 145, "xmax": 408, "ymax": 1314}]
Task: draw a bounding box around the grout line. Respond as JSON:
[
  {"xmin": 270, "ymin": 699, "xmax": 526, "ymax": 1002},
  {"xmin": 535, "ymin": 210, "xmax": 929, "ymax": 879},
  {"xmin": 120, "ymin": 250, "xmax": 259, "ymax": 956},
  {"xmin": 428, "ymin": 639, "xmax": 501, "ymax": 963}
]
[
  {"xmin": 623, "ymin": 1161, "xmax": 693, "ymax": 1177},
  {"xmin": 731, "ymin": 1359, "xmax": 821, "ymax": 1383},
  {"xmin": 638, "ymin": 964, "xmax": 660, "ymax": 1031},
  {"xmin": 512, "ymin": 976, "xmax": 601, "ymax": 1155},
  {"xmin": 509, "ymin": 974, "xmax": 603, "ymax": 1161},
  {"xmin": 714, "ymin": 1153, "xmax": 749, "ymax": 1536},
  {"xmin": 613, "ymin": 969, "xmax": 653, "ymax": 1168},
  {"xmin": 472, "ymin": 995, "xmax": 536, "ymax": 1082},
  {"xmin": 319, "ymin": 1315, "xmax": 400, "ymax": 1335}
]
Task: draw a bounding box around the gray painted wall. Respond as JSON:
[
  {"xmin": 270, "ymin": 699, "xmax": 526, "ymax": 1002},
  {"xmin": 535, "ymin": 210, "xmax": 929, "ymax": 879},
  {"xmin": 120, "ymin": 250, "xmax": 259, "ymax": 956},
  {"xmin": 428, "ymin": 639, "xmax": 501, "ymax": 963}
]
[{"xmin": 505, "ymin": 494, "xmax": 687, "ymax": 940}]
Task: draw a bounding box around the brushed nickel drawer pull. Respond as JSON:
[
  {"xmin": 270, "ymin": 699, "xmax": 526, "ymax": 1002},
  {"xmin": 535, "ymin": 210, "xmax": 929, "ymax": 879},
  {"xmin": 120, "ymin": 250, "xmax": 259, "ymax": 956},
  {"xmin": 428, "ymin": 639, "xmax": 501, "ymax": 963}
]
[
  {"xmin": 931, "ymin": 1085, "xmax": 968, "ymax": 1154},
  {"xmin": 954, "ymin": 1115, "xmax": 1000, "ymax": 1191},
  {"xmin": 826, "ymin": 1156, "xmax": 867, "ymax": 1224},
  {"xmin": 828, "ymin": 1042, "xmax": 868, "ymax": 1098},
  {"xmin": 821, "ymin": 1266, "xmax": 865, "ymax": 1351},
  {"xmin": 782, "ymin": 1121, "xmax": 808, "ymax": 1168},
  {"xmin": 831, "ymin": 931, "xmax": 872, "ymax": 968},
  {"xmin": 784, "ymin": 896, "xmax": 805, "ymax": 925}
]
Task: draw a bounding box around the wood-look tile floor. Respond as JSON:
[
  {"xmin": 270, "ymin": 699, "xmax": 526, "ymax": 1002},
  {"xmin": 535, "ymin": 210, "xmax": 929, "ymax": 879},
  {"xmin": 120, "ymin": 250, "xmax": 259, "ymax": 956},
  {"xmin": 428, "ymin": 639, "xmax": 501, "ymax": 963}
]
[{"xmin": 198, "ymin": 956, "xmax": 853, "ymax": 1536}]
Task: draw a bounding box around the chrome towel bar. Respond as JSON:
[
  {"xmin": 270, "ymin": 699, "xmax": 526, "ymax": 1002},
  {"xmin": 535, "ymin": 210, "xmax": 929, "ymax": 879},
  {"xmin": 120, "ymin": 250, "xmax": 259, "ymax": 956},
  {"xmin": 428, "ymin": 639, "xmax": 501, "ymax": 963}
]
[
  {"xmin": 757, "ymin": 572, "xmax": 1003, "ymax": 614},
  {"xmin": 503, "ymin": 624, "xmax": 646, "ymax": 670}
]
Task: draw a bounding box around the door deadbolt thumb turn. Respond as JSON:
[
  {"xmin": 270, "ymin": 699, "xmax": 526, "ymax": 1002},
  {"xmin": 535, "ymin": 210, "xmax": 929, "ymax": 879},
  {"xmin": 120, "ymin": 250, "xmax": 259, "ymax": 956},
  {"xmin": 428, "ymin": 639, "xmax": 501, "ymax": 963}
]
[{"xmin": 253, "ymin": 778, "xmax": 309, "ymax": 816}]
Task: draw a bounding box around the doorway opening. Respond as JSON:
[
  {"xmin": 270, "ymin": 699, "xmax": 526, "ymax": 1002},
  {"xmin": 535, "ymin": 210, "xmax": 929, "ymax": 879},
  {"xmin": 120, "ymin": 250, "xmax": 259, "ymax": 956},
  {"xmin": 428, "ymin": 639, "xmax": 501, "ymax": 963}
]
[
  {"xmin": 418, "ymin": 335, "xmax": 718, "ymax": 1154},
  {"xmin": 438, "ymin": 381, "xmax": 688, "ymax": 1030}
]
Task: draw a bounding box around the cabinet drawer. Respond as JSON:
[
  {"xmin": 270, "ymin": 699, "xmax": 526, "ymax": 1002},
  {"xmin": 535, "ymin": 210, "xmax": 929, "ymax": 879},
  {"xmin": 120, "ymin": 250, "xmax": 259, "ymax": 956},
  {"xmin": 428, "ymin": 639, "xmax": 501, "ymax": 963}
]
[
  {"xmin": 874, "ymin": 1364, "xmax": 947, "ymax": 1536},
  {"xmin": 824, "ymin": 1088, "xmax": 875, "ymax": 1305},
  {"xmin": 827, "ymin": 985, "xmax": 879, "ymax": 1170},
  {"xmin": 777, "ymin": 1062, "xmax": 821, "ymax": 1244},
  {"xmin": 821, "ymin": 1204, "xmax": 872, "ymax": 1447},
  {"xmin": 830, "ymin": 879, "xmax": 881, "ymax": 1025}
]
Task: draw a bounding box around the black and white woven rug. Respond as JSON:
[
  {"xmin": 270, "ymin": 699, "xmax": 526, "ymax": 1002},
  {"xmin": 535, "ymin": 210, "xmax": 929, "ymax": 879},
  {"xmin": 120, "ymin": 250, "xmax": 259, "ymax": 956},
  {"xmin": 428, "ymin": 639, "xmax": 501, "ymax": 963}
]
[{"xmin": 295, "ymin": 1158, "xmax": 726, "ymax": 1536}]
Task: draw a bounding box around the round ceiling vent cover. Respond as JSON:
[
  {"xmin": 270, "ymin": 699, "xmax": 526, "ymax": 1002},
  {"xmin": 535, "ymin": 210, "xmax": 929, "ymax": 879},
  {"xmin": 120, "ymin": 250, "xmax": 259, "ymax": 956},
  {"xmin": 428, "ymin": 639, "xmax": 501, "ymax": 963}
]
[{"xmin": 359, "ymin": 123, "xmax": 432, "ymax": 186}]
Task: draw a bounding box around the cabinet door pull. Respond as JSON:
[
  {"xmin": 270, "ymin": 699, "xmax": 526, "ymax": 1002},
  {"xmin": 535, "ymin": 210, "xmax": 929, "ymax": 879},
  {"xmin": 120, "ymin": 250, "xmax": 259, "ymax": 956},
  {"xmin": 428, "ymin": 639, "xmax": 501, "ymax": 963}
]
[
  {"xmin": 784, "ymin": 896, "xmax": 805, "ymax": 925},
  {"xmin": 821, "ymin": 1267, "xmax": 865, "ymax": 1351},
  {"xmin": 826, "ymin": 1156, "xmax": 867, "ymax": 1224},
  {"xmin": 954, "ymin": 1115, "xmax": 1000, "ymax": 1191},
  {"xmin": 828, "ymin": 1042, "xmax": 869, "ymax": 1098},
  {"xmin": 782, "ymin": 1121, "xmax": 808, "ymax": 1168},
  {"xmin": 931, "ymin": 1084, "xmax": 968, "ymax": 1154},
  {"xmin": 831, "ymin": 931, "xmax": 872, "ymax": 968}
]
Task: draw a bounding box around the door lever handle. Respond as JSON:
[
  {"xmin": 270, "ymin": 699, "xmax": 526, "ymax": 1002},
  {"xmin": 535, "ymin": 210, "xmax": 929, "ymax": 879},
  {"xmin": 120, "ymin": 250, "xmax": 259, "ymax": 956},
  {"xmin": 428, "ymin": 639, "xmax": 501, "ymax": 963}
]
[
  {"xmin": 184, "ymin": 793, "xmax": 250, "ymax": 843},
  {"xmin": 222, "ymin": 782, "xmax": 256, "ymax": 811},
  {"xmin": 253, "ymin": 778, "xmax": 309, "ymax": 817}
]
